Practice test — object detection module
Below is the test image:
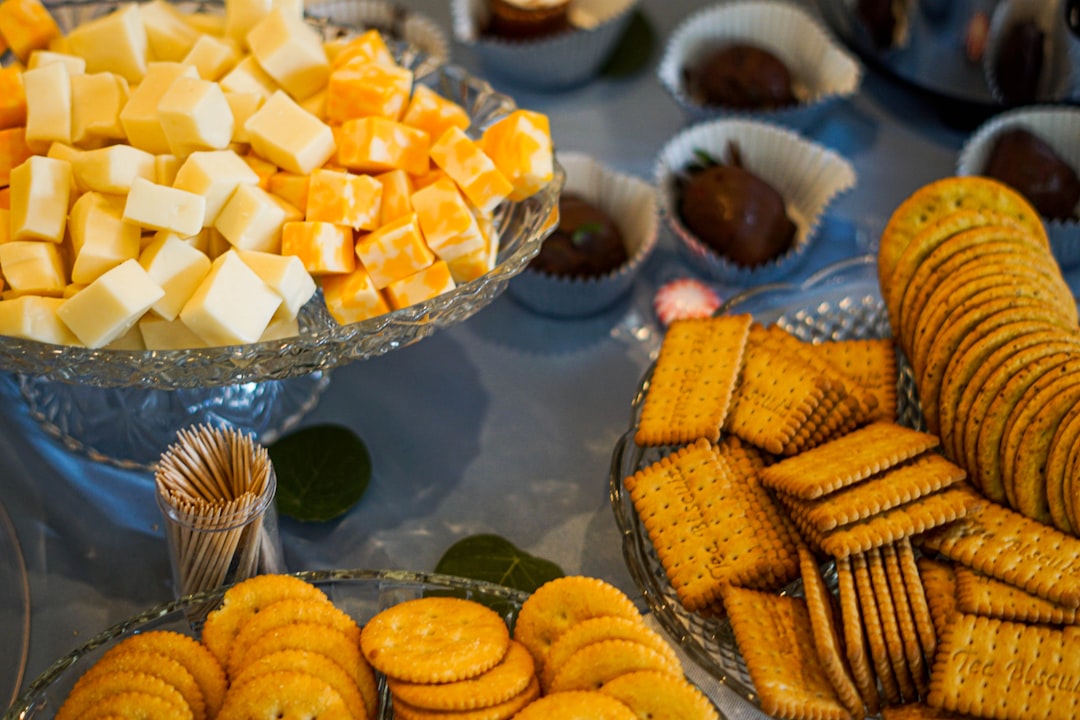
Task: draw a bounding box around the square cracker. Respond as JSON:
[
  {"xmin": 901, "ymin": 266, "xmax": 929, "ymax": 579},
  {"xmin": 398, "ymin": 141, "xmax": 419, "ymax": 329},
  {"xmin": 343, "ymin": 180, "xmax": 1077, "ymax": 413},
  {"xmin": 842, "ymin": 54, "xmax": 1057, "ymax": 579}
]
[
  {"xmin": 851, "ymin": 551, "xmax": 902, "ymax": 705},
  {"xmin": 836, "ymin": 556, "xmax": 881, "ymax": 715},
  {"xmin": 809, "ymin": 338, "xmax": 897, "ymax": 423},
  {"xmin": 882, "ymin": 542, "xmax": 930, "ymax": 698},
  {"xmin": 915, "ymin": 557, "xmax": 959, "ymax": 644},
  {"xmin": 866, "ymin": 546, "xmax": 919, "ymax": 703},
  {"xmin": 953, "ymin": 564, "xmax": 1078, "ymax": 625}
]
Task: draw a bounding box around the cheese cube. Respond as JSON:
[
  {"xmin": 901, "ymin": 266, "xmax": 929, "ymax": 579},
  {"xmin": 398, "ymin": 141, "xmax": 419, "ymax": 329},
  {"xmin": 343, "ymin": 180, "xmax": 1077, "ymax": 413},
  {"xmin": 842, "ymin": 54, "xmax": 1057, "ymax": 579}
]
[
  {"xmin": 219, "ymin": 53, "xmax": 278, "ymax": 98},
  {"xmin": 375, "ymin": 169, "xmax": 413, "ymax": 225},
  {"xmin": 448, "ymin": 215, "xmax": 499, "ymax": 283},
  {"xmin": 9, "ymin": 154, "xmax": 70, "ymax": 242},
  {"xmin": 224, "ymin": 0, "xmax": 271, "ymax": 47},
  {"xmin": 244, "ymin": 90, "xmax": 335, "ymax": 175},
  {"xmin": 0, "ymin": 187, "xmax": 9, "ymax": 209},
  {"xmin": 335, "ymin": 116, "xmax": 429, "ymax": 178},
  {"xmin": 172, "ymin": 149, "xmax": 260, "ymax": 226},
  {"xmin": 68, "ymin": 191, "xmax": 141, "ymax": 284},
  {"xmin": 320, "ymin": 264, "xmax": 388, "ymax": 325},
  {"xmin": 183, "ymin": 10, "xmax": 227, "ymax": 38},
  {"xmin": 0, "ymin": 66, "xmax": 26, "ymax": 130},
  {"xmin": 140, "ymin": 0, "xmax": 200, "ymax": 62},
  {"xmin": 329, "ymin": 29, "xmax": 394, "ymax": 68},
  {"xmin": 70, "ymin": 72, "xmax": 130, "ymax": 146},
  {"xmin": 73, "ymin": 144, "xmax": 156, "ymax": 194},
  {"xmin": 480, "ymin": 109, "xmax": 553, "ymax": 201},
  {"xmin": 183, "ymin": 33, "xmax": 239, "ymax": 81},
  {"xmin": 412, "ymin": 167, "xmax": 447, "ymax": 191},
  {"xmin": 0, "ymin": 207, "xmax": 8, "ymax": 244},
  {"xmin": 0, "ymin": 239, "xmax": 66, "ymax": 293},
  {"xmin": 281, "ymin": 220, "xmax": 354, "ymax": 275},
  {"xmin": 0, "ymin": 295, "xmax": 78, "ymax": 344},
  {"xmin": 241, "ymin": 152, "xmax": 276, "ymax": 189},
  {"xmin": 123, "ymin": 176, "xmax": 206, "ymax": 236},
  {"xmin": 298, "ymin": 86, "xmax": 326, "ymax": 120},
  {"xmin": 0, "ymin": 0, "xmax": 61, "ymax": 63},
  {"xmin": 57, "ymin": 258, "xmax": 164, "ymax": 347},
  {"xmin": 401, "ymin": 85, "xmax": 470, "ymax": 141},
  {"xmin": 137, "ymin": 312, "xmax": 207, "ymax": 349},
  {"xmin": 215, "ymin": 182, "xmax": 301, "ymax": 253},
  {"xmin": 429, "ymin": 126, "xmax": 513, "ymax": 215},
  {"xmin": 384, "ymin": 260, "xmax": 454, "ymax": 310},
  {"xmin": 120, "ymin": 61, "xmax": 200, "ymax": 154},
  {"xmin": 326, "ymin": 58, "xmax": 412, "ymax": 122},
  {"xmin": 305, "ymin": 168, "xmax": 381, "ymax": 232},
  {"xmin": 245, "ymin": 8, "xmax": 328, "ymax": 101},
  {"xmin": 268, "ymin": 170, "xmax": 307, "ymax": 212},
  {"xmin": 22, "ymin": 61, "xmax": 72, "ymax": 148},
  {"xmin": 410, "ymin": 177, "xmax": 485, "ymax": 262},
  {"xmin": 354, "ymin": 212, "xmax": 433, "ymax": 288},
  {"xmin": 259, "ymin": 311, "xmax": 298, "ymax": 341},
  {"xmin": 226, "ymin": 92, "xmax": 263, "ymax": 144},
  {"xmin": 158, "ymin": 75, "xmax": 234, "ymax": 156},
  {"xmin": 155, "ymin": 154, "xmax": 182, "ymax": 186},
  {"xmin": 138, "ymin": 232, "xmax": 211, "ymax": 320},
  {"xmin": 179, "ymin": 249, "xmax": 281, "ymax": 345},
  {"xmin": 0, "ymin": 127, "xmax": 32, "ymax": 187},
  {"xmin": 235, "ymin": 247, "xmax": 315, "ymax": 318},
  {"xmin": 27, "ymin": 49, "xmax": 85, "ymax": 74},
  {"xmin": 65, "ymin": 2, "xmax": 148, "ymax": 83}
]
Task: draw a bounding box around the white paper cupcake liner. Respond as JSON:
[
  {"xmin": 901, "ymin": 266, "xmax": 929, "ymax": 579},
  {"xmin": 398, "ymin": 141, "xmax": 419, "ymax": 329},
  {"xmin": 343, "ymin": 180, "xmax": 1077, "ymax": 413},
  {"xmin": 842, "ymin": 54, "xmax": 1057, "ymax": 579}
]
[
  {"xmin": 451, "ymin": 0, "xmax": 638, "ymax": 90},
  {"xmin": 957, "ymin": 105, "xmax": 1080, "ymax": 269},
  {"xmin": 654, "ymin": 118, "xmax": 856, "ymax": 285},
  {"xmin": 508, "ymin": 151, "xmax": 659, "ymax": 317},
  {"xmin": 304, "ymin": 0, "xmax": 450, "ymax": 62},
  {"xmin": 657, "ymin": 0, "xmax": 861, "ymax": 130},
  {"xmin": 982, "ymin": 0, "xmax": 1073, "ymax": 106}
]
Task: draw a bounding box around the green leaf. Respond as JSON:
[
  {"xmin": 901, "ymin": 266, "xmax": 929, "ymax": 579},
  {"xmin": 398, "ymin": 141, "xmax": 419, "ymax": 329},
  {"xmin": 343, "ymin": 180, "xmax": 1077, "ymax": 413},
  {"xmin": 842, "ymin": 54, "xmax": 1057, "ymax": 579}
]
[
  {"xmin": 571, "ymin": 221, "xmax": 605, "ymax": 246},
  {"xmin": 435, "ymin": 534, "xmax": 564, "ymax": 594},
  {"xmin": 599, "ymin": 10, "xmax": 656, "ymax": 78},
  {"xmin": 268, "ymin": 424, "xmax": 371, "ymax": 522}
]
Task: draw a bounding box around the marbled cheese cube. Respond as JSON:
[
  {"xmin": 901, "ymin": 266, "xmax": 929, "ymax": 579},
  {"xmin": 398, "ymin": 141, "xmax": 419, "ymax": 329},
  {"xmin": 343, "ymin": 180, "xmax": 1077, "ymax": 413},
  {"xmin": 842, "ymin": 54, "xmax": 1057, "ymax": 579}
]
[
  {"xmin": 320, "ymin": 264, "xmax": 388, "ymax": 325},
  {"xmin": 448, "ymin": 214, "xmax": 499, "ymax": 283},
  {"xmin": 305, "ymin": 168, "xmax": 381, "ymax": 232},
  {"xmin": 226, "ymin": 92, "xmax": 263, "ymax": 144},
  {"xmin": 140, "ymin": 0, "xmax": 200, "ymax": 62},
  {"xmin": 123, "ymin": 176, "xmax": 206, "ymax": 236},
  {"xmin": 410, "ymin": 177, "xmax": 485, "ymax": 262},
  {"xmin": 412, "ymin": 167, "xmax": 448, "ymax": 191},
  {"xmin": 73, "ymin": 144, "xmax": 156, "ymax": 194},
  {"xmin": 27, "ymin": 49, "xmax": 85, "ymax": 74},
  {"xmin": 244, "ymin": 90, "xmax": 335, "ymax": 175},
  {"xmin": 375, "ymin": 169, "xmax": 413, "ymax": 225},
  {"xmin": 384, "ymin": 259, "xmax": 454, "ymax": 310},
  {"xmin": 0, "ymin": 239, "xmax": 65, "ymax": 293},
  {"xmin": 0, "ymin": 294, "xmax": 78, "ymax": 344},
  {"xmin": 401, "ymin": 85, "xmax": 470, "ymax": 141},
  {"xmin": 65, "ymin": 2, "xmax": 148, "ymax": 83},
  {"xmin": 325, "ymin": 58, "xmax": 411, "ymax": 123},
  {"xmin": 219, "ymin": 53, "xmax": 278, "ymax": 98},
  {"xmin": 172, "ymin": 149, "xmax": 260, "ymax": 226},
  {"xmin": 22, "ymin": 61, "xmax": 72, "ymax": 148},
  {"xmin": 354, "ymin": 212, "xmax": 433, "ymax": 289},
  {"xmin": 215, "ymin": 182, "xmax": 301, "ymax": 253},
  {"xmin": 70, "ymin": 72, "xmax": 130, "ymax": 146},
  {"xmin": 0, "ymin": 0, "xmax": 61, "ymax": 63},
  {"xmin": 158, "ymin": 75, "xmax": 235, "ymax": 156},
  {"xmin": 235, "ymin": 247, "xmax": 314, "ymax": 318},
  {"xmin": 0, "ymin": 66, "xmax": 27, "ymax": 130},
  {"xmin": 138, "ymin": 232, "xmax": 211, "ymax": 320},
  {"xmin": 56, "ymin": 258, "xmax": 164, "ymax": 347},
  {"xmin": 68, "ymin": 191, "xmax": 141, "ymax": 284},
  {"xmin": 480, "ymin": 109, "xmax": 553, "ymax": 201},
  {"xmin": 120, "ymin": 61, "xmax": 200, "ymax": 155},
  {"xmin": 245, "ymin": 7, "xmax": 328, "ymax": 101},
  {"xmin": 281, "ymin": 220, "xmax": 354, "ymax": 275},
  {"xmin": 268, "ymin": 170, "xmax": 308, "ymax": 213},
  {"xmin": 0, "ymin": 127, "xmax": 32, "ymax": 187},
  {"xmin": 183, "ymin": 33, "xmax": 239, "ymax": 81},
  {"xmin": 329, "ymin": 29, "xmax": 394, "ymax": 68},
  {"xmin": 429, "ymin": 126, "xmax": 512, "ymax": 215},
  {"xmin": 137, "ymin": 312, "xmax": 207, "ymax": 349},
  {"xmin": 9, "ymin": 154, "xmax": 70, "ymax": 243},
  {"xmin": 179, "ymin": 249, "xmax": 281, "ymax": 345},
  {"xmin": 336, "ymin": 116, "xmax": 429, "ymax": 177}
]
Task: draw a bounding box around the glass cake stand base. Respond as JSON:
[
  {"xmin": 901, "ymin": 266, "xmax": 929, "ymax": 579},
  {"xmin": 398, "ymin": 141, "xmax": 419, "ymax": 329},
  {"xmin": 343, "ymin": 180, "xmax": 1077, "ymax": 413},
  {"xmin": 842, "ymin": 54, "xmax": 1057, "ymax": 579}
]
[{"xmin": 16, "ymin": 372, "xmax": 331, "ymax": 472}]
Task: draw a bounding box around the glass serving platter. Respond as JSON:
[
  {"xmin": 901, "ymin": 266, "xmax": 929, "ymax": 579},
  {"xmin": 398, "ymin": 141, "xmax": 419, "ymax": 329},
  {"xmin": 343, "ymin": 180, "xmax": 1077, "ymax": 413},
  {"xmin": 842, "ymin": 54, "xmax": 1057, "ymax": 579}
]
[
  {"xmin": 0, "ymin": 496, "xmax": 30, "ymax": 710},
  {"xmin": 3, "ymin": 569, "xmax": 531, "ymax": 720},
  {"xmin": 608, "ymin": 255, "xmax": 923, "ymax": 715}
]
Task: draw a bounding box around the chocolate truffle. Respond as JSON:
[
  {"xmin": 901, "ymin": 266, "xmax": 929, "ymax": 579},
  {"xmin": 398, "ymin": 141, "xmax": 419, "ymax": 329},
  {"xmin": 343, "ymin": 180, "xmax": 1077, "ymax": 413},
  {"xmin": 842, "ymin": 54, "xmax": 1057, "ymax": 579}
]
[
  {"xmin": 486, "ymin": 0, "xmax": 571, "ymax": 40},
  {"xmin": 984, "ymin": 128, "xmax": 1080, "ymax": 221},
  {"xmin": 856, "ymin": 0, "xmax": 900, "ymax": 50},
  {"xmin": 530, "ymin": 193, "xmax": 627, "ymax": 277},
  {"xmin": 683, "ymin": 44, "xmax": 796, "ymax": 110},
  {"xmin": 992, "ymin": 19, "xmax": 1044, "ymax": 106}
]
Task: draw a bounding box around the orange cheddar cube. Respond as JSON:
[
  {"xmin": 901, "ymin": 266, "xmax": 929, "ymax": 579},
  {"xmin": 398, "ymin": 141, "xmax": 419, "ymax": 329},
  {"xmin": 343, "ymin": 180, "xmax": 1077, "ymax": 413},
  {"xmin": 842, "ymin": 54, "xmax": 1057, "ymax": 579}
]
[
  {"xmin": 0, "ymin": 0, "xmax": 61, "ymax": 63},
  {"xmin": 335, "ymin": 116, "xmax": 429, "ymax": 176},
  {"xmin": 0, "ymin": 186, "xmax": 9, "ymax": 209},
  {"xmin": 325, "ymin": 57, "xmax": 412, "ymax": 122},
  {"xmin": 281, "ymin": 220, "xmax": 355, "ymax": 275},
  {"xmin": 306, "ymin": 168, "xmax": 382, "ymax": 231},
  {"xmin": 480, "ymin": 109, "xmax": 553, "ymax": 201},
  {"xmin": 353, "ymin": 212, "xmax": 433, "ymax": 289},
  {"xmin": 429, "ymin": 126, "xmax": 512, "ymax": 216},
  {"xmin": 0, "ymin": 127, "xmax": 32, "ymax": 187},
  {"xmin": 410, "ymin": 177, "xmax": 485, "ymax": 262},
  {"xmin": 0, "ymin": 66, "xmax": 26, "ymax": 130},
  {"xmin": 401, "ymin": 84, "xmax": 469, "ymax": 141},
  {"xmin": 268, "ymin": 170, "xmax": 308, "ymax": 213},
  {"xmin": 329, "ymin": 29, "xmax": 395, "ymax": 69},
  {"xmin": 384, "ymin": 259, "xmax": 454, "ymax": 310},
  {"xmin": 320, "ymin": 263, "xmax": 390, "ymax": 325},
  {"xmin": 374, "ymin": 169, "xmax": 413, "ymax": 225}
]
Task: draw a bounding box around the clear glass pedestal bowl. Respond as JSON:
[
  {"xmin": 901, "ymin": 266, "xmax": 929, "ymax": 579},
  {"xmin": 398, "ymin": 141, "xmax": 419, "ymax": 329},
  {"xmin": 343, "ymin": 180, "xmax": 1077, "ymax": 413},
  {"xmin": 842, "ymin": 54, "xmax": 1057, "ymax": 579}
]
[{"xmin": 0, "ymin": 0, "xmax": 563, "ymax": 470}]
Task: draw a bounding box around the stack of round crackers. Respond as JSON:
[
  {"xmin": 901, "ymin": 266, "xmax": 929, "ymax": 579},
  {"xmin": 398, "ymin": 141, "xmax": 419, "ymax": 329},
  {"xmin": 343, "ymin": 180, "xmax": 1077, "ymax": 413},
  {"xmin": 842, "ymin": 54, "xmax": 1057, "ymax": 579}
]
[{"xmin": 877, "ymin": 175, "xmax": 1080, "ymax": 532}]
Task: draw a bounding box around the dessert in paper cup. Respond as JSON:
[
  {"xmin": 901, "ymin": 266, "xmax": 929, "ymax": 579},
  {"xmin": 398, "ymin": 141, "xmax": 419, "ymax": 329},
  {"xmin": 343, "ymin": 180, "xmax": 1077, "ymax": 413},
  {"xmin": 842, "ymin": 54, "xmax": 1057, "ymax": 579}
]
[
  {"xmin": 957, "ymin": 105, "xmax": 1080, "ymax": 268},
  {"xmin": 451, "ymin": 0, "xmax": 638, "ymax": 90},
  {"xmin": 304, "ymin": 0, "xmax": 450, "ymax": 62},
  {"xmin": 657, "ymin": 0, "xmax": 861, "ymax": 129},
  {"xmin": 981, "ymin": 0, "xmax": 1074, "ymax": 107},
  {"xmin": 655, "ymin": 118, "xmax": 856, "ymax": 285},
  {"xmin": 508, "ymin": 151, "xmax": 658, "ymax": 318}
]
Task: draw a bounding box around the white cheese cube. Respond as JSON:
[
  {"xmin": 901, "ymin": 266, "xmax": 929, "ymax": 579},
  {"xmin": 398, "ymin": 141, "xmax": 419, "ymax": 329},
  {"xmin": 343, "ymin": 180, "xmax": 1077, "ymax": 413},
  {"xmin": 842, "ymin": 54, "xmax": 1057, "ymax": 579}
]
[
  {"xmin": 73, "ymin": 144, "xmax": 156, "ymax": 194},
  {"xmin": 119, "ymin": 61, "xmax": 199, "ymax": 154},
  {"xmin": 244, "ymin": 90, "xmax": 335, "ymax": 174},
  {"xmin": 183, "ymin": 33, "xmax": 239, "ymax": 81},
  {"xmin": 65, "ymin": 3, "xmax": 148, "ymax": 83},
  {"xmin": 138, "ymin": 232, "xmax": 211, "ymax": 320},
  {"xmin": 179, "ymin": 249, "xmax": 281, "ymax": 345},
  {"xmin": 138, "ymin": 313, "xmax": 207, "ymax": 349},
  {"xmin": 224, "ymin": 91, "xmax": 262, "ymax": 143},
  {"xmin": 245, "ymin": 8, "xmax": 328, "ymax": 101},
  {"xmin": 105, "ymin": 323, "xmax": 146, "ymax": 349},
  {"xmin": 123, "ymin": 177, "xmax": 206, "ymax": 236},
  {"xmin": 158, "ymin": 75, "xmax": 234, "ymax": 156},
  {"xmin": 0, "ymin": 241, "xmax": 67, "ymax": 294},
  {"xmin": 70, "ymin": 72, "xmax": 130, "ymax": 146},
  {"xmin": 225, "ymin": 0, "xmax": 272, "ymax": 47},
  {"xmin": 23, "ymin": 61, "xmax": 72, "ymax": 148},
  {"xmin": 0, "ymin": 295, "xmax": 79, "ymax": 344},
  {"xmin": 219, "ymin": 54, "xmax": 277, "ymax": 98},
  {"xmin": 259, "ymin": 313, "xmax": 299, "ymax": 340},
  {"xmin": 56, "ymin": 258, "xmax": 164, "ymax": 348},
  {"xmin": 68, "ymin": 192, "xmax": 141, "ymax": 284},
  {"xmin": 9, "ymin": 155, "xmax": 71, "ymax": 243},
  {"xmin": 27, "ymin": 50, "xmax": 86, "ymax": 74},
  {"xmin": 140, "ymin": 0, "xmax": 200, "ymax": 62},
  {"xmin": 214, "ymin": 182, "xmax": 301, "ymax": 253},
  {"xmin": 235, "ymin": 247, "xmax": 314, "ymax": 318},
  {"xmin": 172, "ymin": 149, "xmax": 260, "ymax": 226},
  {"xmin": 155, "ymin": 154, "xmax": 182, "ymax": 186}
]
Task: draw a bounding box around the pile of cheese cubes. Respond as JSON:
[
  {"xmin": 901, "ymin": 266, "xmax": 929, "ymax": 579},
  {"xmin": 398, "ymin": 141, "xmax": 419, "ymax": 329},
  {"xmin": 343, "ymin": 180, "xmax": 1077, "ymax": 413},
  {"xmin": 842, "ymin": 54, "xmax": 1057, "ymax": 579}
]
[{"xmin": 0, "ymin": 0, "xmax": 554, "ymax": 349}]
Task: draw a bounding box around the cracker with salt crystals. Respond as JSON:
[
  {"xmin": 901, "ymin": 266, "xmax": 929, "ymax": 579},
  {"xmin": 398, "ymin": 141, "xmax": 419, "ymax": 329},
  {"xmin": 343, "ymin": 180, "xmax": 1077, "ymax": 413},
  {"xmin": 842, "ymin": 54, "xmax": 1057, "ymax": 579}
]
[
  {"xmin": 75, "ymin": 651, "xmax": 207, "ymax": 720},
  {"xmin": 865, "ymin": 547, "xmax": 918, "ymax": 703},
  {"xmin": 232, "ymin": 649, "xmax": 368, "ymax": 720},
  {"xmin": 600, "ymin": 670, "xmax": 720, "ymax": 720},
  {"xmin": 547, "ymin": 639, "xmax": 681, "ymax": 694},
  {"xmin": 836, "ymin": 556, "xmax": 881, "ymax": 715},
  {"xmin": 927, "ymin": 613, "xmax": 1080, "ymax": 720},
  {"xmin": 953, "ymin": 564, "xmax": 1079, "ymax": 625},
  {"xmin": 896, "ymin": 539, "xmax": 938, "ymax": 663},
  {"xmin": 721, "ymin": 585, "xmax": 853, "ymax": 720},
  {"xmin": 915, "ymin": 557, "xmax": 959, "ymax": 643},
  {"xmin": 759, "ymin": 422, "xmax": 939, "ymax": 500},
  {"xmin": 635, "ymin": 315, "xmax": 752, "ymax": 446},
  {"xmin": 393, "ymin": 676, "xmax": 539, "ymax": 720},
  {"xmin": 882, "ymin": 542, "xmax": 930, "ymax": 698},
  {"xmin": 811, "ymin": 338, "xmax": 897, "ymax": 423},
  {"xmin": 215, "ymin": 670, "xmax": 352, "ymax": 720},
  {"xmin": 921, "ymin": 484, "xmax": 1080, "ymax": 609},
  {"xmin": 388, "ymin": 640, "xmax": 536, "ymax": 712},
  {"xmin": 56, "ymin": 671, "xmax": 192, "ymax": 720},
  {"xmin": 850, "ymin": 551, "xmax": 902, "ymax": 706}
]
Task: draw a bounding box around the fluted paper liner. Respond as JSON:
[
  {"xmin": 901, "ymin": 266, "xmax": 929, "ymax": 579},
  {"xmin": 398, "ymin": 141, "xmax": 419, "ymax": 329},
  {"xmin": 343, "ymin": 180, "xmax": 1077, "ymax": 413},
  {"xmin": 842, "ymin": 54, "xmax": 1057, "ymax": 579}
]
[
  {"xmin": 982, "ymin": 0, "xmax": 1075, "ymax": 106},
  {"xmin": 655, "ymin": 118, "xmax": 856, "ymax": 285},
  {"xmin": 657, "ymin": 0, "xmax": 861, "ymax": 128}
]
